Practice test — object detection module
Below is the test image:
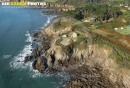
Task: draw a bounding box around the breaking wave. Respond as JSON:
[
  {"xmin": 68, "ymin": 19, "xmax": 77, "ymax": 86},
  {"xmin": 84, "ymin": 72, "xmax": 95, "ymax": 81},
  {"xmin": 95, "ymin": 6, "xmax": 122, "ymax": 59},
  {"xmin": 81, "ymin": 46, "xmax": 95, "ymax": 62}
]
[
  {"xmin": 40, "ymin": 15, "xmax": 57, "ymax": 29},
  {"xmin": 10, "ymin": 31, "xmax": 33, "ymax": 69},
  {"xmin": 3, "ymin": 55, "xmax": 12, "ymax": 59},
  {"xmin": 9, "ymin": 17, "xmax": 69, "ymax": 88},
  {"xmin": 10, "ymin": 16, "xmax": 57, "ymax": 78}
]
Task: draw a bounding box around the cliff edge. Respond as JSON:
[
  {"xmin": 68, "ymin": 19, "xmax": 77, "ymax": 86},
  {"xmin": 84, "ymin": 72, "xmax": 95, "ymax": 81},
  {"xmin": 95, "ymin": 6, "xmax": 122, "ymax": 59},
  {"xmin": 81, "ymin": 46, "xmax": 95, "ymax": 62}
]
[{"xmin": 26, "ymin": 17, "xmax": 130, "ymax": 88}]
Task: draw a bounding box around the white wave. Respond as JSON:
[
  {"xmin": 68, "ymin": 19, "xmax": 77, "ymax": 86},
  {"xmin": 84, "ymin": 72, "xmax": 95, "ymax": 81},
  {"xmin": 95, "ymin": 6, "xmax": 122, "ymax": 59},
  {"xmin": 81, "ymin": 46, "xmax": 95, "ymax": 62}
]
[
  {"xmin": 56, "ymin": 71, "xmax": 70, "ymax": 81},
  {"xmin": 10, "ymin": 31, "xmax": 33, "ymax": 69},
  {"xmin": 9, "ymin": 30, "xmax": 51, "ymax": 78},
  {"xmin": 10, "ymin": 16, "xmax": 63, "ymax": 79},
  {"xmin": 43, "ymin": 17, "xmax": 51, "ymax": 27},
  {"xmin": 43, "ymin": 16, "xmax": 57, "ymax": 27},
  {"xmin": 25, "ymin": 31, "xmax": 33, "ymax": 43},
  {"xmin": 3, "ymin": 55, "xmax": 12, "ymax": 59},
  {"xmin": 30, "ymin": 70, "xmax": 42, "ymax": 78}
]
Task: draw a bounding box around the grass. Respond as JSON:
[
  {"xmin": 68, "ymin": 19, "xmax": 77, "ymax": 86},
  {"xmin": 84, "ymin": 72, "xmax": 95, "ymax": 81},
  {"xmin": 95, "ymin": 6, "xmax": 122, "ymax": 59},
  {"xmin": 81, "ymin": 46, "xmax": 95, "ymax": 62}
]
[
  {"xmin": 74, "ymin": 30, "xmax": 85, "ymax": 37},
  {"xmin": 107, "ymin": 34, "xmax": 116, "ymax": 38},
  {"xmin": 44, "ymin": 0, "xmax": 56, "ymax": 2},
  {"xmin": 92, "ymin": 32, "xmax": 130, "ymax": 69},
  {"xmin": 94, "ymin": 40, "xmax": 105, "ymax": 47},
  {"xmin": 72, "ymin": 38, "xmax": 88, "ymax": 50},
  {"xmin": 115, "ymin": 25, "xmax": 130, "ymax": 35},
  {"xmin": 53, "ymin": 20, "xmax": 71, "ymax": 31},
  {"xmin": 112, "ymin": 45, "xmax": 130, "ymax": 69}
]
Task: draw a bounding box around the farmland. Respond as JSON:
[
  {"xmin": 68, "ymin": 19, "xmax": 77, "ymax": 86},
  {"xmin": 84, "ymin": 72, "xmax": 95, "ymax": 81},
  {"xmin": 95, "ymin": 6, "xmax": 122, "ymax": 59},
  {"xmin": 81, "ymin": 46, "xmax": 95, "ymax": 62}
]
[
  {"xmin": 115, "ymin": 25, "xmax": 130, "ymax": 35},
  {"xmin": 44, "ymin": 0, "xmax": 56, "ymax": 2}
]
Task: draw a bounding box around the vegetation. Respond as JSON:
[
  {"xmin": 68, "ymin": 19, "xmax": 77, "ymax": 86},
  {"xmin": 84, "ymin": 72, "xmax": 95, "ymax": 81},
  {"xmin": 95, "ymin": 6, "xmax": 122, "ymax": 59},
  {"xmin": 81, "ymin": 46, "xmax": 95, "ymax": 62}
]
[
  {"xmin": 28, "ymin": 0, "xmax": 129, "ymax": 5},
  {"xmin": 44, "ymin": 0, "xmax": 56, "ymax": 2},
  {"xmin": 114, "ymin": 25, "xmax": 130, "ymax": 35},
  {"xmin": 57, "ymin": 0, "xmax": 128, "ymax": 6},
  {"xmin": 57, "ymin": 0, "xmax": 104, "ymax": 6},
  {"xmin": 92, "ymin": 32, "xmax": 130, "ymax": 69},
  {"xmin": 28, "ymin": 0, "xmax": 56, "ymax": 2},
  {"xmin": 52, "ymin": 17, "xmax": 73, "ymax": 31},
  {"xmin": 54, "ymin": 0, "xmax": 130, "ymax": 71},
  {"xmin": 64, "ymin": 4, "xmax": 123, "ymax": 21}
]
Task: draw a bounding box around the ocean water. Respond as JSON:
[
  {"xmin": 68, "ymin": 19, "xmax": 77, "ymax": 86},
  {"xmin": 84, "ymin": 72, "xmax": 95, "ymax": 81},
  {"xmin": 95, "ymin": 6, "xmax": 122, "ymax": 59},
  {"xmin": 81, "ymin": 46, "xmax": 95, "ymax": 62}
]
[{"xmin": 0, "ymin": 6, "xmax": 65, "ymax": 88}]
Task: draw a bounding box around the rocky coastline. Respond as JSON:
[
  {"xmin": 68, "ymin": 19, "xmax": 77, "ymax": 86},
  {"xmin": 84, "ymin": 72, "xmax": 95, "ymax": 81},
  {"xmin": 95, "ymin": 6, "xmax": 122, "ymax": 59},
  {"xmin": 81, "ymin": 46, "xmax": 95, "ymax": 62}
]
[{"xmin": 25, "ymin": 17, "xmax": 130, "ymax": 88}]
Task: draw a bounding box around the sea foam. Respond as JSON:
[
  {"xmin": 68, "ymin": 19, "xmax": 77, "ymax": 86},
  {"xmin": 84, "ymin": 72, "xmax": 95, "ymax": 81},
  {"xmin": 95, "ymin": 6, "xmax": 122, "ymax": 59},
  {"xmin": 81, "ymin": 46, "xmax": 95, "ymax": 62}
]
[
  {"xmin": 43, "ymin": 15, "xmax": 57, "ymax": 27},
  {"xmin": 3, "ymin": 55, "xmax": 12, "ymax": 59},
  {"xmin": 10, "ymin": 31, "xmax": 33, "ymax": 69},
  {"xmin": 10, "ymin": 16, "xmax": 67, "ymax": 81},
  {"xmin": 10, "ymin": 16, "xmax": 55, "ymax": 78}
]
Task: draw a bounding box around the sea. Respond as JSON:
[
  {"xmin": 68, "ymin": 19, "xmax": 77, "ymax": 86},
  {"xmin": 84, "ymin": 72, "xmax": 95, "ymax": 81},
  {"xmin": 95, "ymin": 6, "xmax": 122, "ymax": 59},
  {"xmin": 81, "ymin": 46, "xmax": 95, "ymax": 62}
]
[{"xmin": 0, "ymin": 6, "xmax": 68, "ymax": 88}]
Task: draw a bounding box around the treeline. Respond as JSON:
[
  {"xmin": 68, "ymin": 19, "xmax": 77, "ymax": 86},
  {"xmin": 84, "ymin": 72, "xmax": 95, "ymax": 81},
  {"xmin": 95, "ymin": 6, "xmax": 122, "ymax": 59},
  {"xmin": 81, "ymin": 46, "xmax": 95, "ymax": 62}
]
[
  {"xmin": 64, "ymin": 4, "xmax": 123, "ymax": 21},
  {"xmin": 57, "ymin": 0, "xmax": 107, "ymax": 6},
  {"xmin": 28, "ymin": 0, "xmax": 44, "ymax": 1}
]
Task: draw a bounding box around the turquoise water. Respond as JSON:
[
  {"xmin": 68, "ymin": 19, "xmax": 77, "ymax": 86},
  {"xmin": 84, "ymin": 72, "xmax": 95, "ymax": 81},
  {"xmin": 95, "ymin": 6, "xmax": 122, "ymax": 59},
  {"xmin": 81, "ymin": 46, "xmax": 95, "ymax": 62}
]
[{"xmin": 0, "ymin": 6, "xmax": 63, "ymax": 88}]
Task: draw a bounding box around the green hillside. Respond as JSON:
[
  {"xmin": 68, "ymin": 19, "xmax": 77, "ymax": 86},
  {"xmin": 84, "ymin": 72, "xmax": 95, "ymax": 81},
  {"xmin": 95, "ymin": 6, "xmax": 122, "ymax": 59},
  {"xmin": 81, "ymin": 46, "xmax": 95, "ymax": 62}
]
[
  {"xmin": 57, "ymin": 0, "xmax": 128, "ymax": 6},
  {"xmin": 28, "ymin": 0, "xmax": 56, "ymax": 2},
  {"xmin": 44, "ymin": 0, "xmax": 56, "ymax": 2}
]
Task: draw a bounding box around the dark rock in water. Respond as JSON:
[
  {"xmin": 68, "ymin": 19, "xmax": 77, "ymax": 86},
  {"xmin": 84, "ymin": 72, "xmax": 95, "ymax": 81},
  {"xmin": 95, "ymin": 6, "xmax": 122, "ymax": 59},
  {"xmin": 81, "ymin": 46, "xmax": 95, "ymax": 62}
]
[
  {"xmin": 33, "ymin": 32, "xmax": 39, "ymax": 38},
  {"xmin": 24, "ymin": 55, "xmax": 33, "ymax": 63},
  {"xmin": 33, "ymin": 39, "xmax": 37, "ymax": 41},
  {"xmin": 32, "ymin": 60, "xmax": 37, "ymax": 70},
  {"xmin": 31, "ymin": 44, "xmax": 33, "ymax": 47},
  {"xmin": 32, "ymin": 57, "xmax": 47, "ymax": 73},
  {"xmin": 31, "ymin": 50, "xmax": 37, "ymax": 58},
  {"xmin": 30, "ymin": 49, "xmax": 33, "ymax": 51},
  {"xmin": 31, "ymin": 49, "xmax": 41, "ymax": 58},
  {"xmin": 16, "ymin": 60, "xmax": 21, "ymax": 62}
]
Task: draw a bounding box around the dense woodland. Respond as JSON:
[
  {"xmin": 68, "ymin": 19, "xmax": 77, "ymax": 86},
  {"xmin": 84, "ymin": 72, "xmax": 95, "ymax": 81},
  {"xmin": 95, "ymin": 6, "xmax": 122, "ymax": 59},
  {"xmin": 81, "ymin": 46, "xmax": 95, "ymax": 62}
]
[
  {"xmin": 27, "ymin": 0, "xmax": 130, "ymax": 4},
  {"xmin": 27, "ymin": 0, "xmax": 129, "ymax": 22},
  {"xmin": 57, "ymin": 0, "xmax": 130, "ymax": 6},
  {"xmin": 57, "ymin": 0, "xmax": 107, "ymax": 6},
  {"xmin": 64, "ymin": 4, "xmax": 123, "ymax": 21}
]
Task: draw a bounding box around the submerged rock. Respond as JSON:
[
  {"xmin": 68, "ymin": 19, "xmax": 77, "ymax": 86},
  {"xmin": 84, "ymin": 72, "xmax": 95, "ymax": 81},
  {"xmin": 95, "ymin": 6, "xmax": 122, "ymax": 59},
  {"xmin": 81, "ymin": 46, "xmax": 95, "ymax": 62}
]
[{"xmin": 24, "ymin": 55, "xmax": 33, "ymax": 63}]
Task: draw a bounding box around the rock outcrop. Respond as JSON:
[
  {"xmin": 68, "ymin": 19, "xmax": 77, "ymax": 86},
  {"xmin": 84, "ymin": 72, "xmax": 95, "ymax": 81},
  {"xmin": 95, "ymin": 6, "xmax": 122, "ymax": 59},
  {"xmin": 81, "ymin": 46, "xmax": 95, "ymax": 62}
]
[
  {"xmin": 26, "ymin": 17, "xmax": 130, "ymax": 88},
  {"xmin": 32, "ymin": 57, "xmax": 47, "ymax": 73}
]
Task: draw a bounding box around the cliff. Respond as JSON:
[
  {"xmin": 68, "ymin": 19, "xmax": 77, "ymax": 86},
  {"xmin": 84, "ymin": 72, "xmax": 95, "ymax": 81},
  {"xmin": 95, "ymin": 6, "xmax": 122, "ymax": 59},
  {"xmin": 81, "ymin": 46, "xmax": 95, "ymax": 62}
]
[{"xmin": 26, "ymin": 17, "xmax": 130, "ymax": 88}]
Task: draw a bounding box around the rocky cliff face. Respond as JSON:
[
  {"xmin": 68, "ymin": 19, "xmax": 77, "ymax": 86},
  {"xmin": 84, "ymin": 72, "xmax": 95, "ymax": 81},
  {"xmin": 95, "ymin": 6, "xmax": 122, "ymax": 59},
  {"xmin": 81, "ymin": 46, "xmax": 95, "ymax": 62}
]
[{"xmin": 26, "ymin": 17, "xmax": 130, "ymax": 88}]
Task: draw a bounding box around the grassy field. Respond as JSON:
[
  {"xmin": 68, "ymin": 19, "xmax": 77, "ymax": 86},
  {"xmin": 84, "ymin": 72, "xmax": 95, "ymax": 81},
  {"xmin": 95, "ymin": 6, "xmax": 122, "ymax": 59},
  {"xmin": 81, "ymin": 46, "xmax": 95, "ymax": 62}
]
[
  {"xmin": 115, "ymin": 25, "xmax": 130, "ymax": 35},
  {"xmin": 92, "ymin": 29, "xmax": 130, "ymax": 69},
  {"xmin": 44, "ymin": 0, "xmax": 56, "ymax": 2}
]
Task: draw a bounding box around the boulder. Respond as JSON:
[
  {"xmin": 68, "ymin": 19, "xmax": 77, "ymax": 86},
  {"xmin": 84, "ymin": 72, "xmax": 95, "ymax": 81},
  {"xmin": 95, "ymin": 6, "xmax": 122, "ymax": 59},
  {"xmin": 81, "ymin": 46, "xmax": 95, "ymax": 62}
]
[
  {"xmin": 32, "ymin": 57, "xmax": 47, "ymax": 73},
  {"xmin": 71, "ymin": 32, "xmax": 77, "ymax": 38},
  {"xmin": 60, "ymin": 38, "xmax": 71, "ymax": 46},
  {"xmin": 62, "ymin": 34, "xmax": 67, "ymax": 38},
  {"xmin": 31, "ymin": 48, "xmax": 38, "ymax": 58},
  {"xmin": 24, "ymin": 55, "xmax": 33, "ymax": 63},
  {"xmin": 123, "ymin": 75, "xmax": 130, "ymax": 88}
]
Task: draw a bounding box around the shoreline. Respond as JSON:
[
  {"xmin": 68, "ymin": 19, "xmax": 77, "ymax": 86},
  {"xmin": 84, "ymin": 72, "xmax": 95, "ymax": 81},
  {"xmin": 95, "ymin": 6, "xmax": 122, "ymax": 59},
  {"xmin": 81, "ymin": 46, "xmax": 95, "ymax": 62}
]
[
  {"xmin": 28, "ymin": 16, "xmax": 117, "ymax": 88},
  {"xmin": 43, "ymin": 15, "xmax": 62, "ymax": 29},
  {"xmin": 24, "ymin": 7, "xmax": 130, "ymax": 88},
  {"xmin": 30, "ymin": 15, "xmax": 130, "ymax": 88}
]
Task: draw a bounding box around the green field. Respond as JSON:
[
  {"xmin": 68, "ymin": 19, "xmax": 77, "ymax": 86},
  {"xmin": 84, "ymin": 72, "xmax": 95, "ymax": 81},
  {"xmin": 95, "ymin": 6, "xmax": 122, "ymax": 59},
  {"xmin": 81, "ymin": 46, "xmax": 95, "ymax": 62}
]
[
  {"xmin": 29, "ymin": 0, "xmax": 56, "ymax": 2},
  {"xmin": 44, "ymin": 0, "xmax": 56, "ymax": 2},
  {"xmin": 115, "ymin": 25, "xmax": 130, "ymax": 35}
]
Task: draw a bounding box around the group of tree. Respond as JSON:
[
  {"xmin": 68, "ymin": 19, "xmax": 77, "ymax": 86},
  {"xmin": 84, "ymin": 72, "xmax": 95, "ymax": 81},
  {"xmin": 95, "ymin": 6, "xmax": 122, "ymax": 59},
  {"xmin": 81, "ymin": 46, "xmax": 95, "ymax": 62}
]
[
  {"xmin": 57, "ymin": 0, "xmax": 108, "ymax": 6},
  {"xmin": 64, "ymin": 4, "xmax": 123, "ymax": 22},
  {"xmin": 56, "ymin": 0, "xmax": 130, "ymax": 6}
]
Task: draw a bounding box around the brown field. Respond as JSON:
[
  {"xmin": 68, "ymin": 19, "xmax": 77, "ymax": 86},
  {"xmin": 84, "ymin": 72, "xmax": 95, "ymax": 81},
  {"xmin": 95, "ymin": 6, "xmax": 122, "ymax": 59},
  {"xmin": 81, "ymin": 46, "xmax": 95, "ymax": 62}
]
[{"xmin": 92, "ymin": 28, "xmax": 130, "ymax": 54}]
